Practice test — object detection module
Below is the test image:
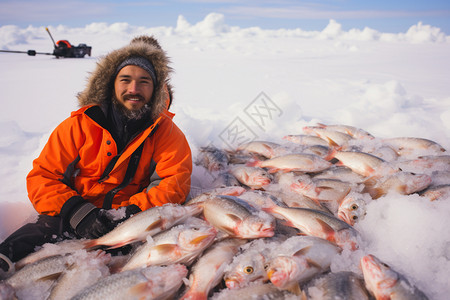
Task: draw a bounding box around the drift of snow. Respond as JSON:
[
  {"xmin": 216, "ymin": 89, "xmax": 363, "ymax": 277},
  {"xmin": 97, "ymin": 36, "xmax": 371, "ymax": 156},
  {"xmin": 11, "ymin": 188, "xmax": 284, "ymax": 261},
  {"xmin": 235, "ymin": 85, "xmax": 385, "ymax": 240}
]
[{"xmin": 1, "ymin": 13, "xmax": 450, "ymax": 299}]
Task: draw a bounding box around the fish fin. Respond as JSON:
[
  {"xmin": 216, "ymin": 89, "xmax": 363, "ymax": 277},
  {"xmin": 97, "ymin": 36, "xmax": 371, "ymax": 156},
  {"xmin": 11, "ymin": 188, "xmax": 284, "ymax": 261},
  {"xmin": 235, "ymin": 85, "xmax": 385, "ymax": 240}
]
[
  {"xmin": 324, "ymin": 148, "xmax": 337, "ymax": 161},
  {"xmin": 292, "ymin": 245, "xmax": 312, "ymax": 257},
  {"xmin": 37, "ymin": 272, "xmax": 64, "ymax": 282},
  {"xmin": 152, "ymin": 244, "xmax": 178, "ymax": 255},
  {"xmin": 286, "ymin": 283, "xmax": 303, "ymax": 296},
  {"xmin": 129, "ymin": 282, "xmax": 150, "ymax": 296},
  {"xmin": 146, "ymin": 219, "xmax": 164, "ymax": 231},
  {"xmin": 226, "ymin": 213, "xmax": 242, "ymax": 223},
  {"xmin": 301, "ymin": 290, "xmax": 308, "ymax": 300},
  {"xmin": 306, "ymin": 258, "xmax": 322, "ymax": 270},
  {"xmin": 268, "ymin": 167, "xmax": 280, "ymax": 173},
  {"xmin": 83, "ymin": 239, "xmax": 100, "ymax": 250},
  {"xmin": 316, "ymin": 218, "xmax": 336, "ymax": 242},
  {"xmin": 190, "ymin": 234, "xmax": 212, "ymax": 245}
]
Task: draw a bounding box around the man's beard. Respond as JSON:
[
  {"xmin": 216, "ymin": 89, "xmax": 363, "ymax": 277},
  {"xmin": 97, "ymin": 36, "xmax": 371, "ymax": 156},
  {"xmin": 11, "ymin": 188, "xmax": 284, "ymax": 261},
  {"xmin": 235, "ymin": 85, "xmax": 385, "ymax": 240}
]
[{"xmin": 112, "ymin": 94, "xmax": 152, "ymax": 121}]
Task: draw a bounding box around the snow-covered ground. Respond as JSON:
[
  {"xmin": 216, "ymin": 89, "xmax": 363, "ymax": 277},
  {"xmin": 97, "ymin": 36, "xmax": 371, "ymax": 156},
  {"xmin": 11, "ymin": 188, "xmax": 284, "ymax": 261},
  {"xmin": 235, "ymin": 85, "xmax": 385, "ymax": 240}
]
[{"xmin": 1, "ymin": 13, "xmax": 449, "ymax": 299}]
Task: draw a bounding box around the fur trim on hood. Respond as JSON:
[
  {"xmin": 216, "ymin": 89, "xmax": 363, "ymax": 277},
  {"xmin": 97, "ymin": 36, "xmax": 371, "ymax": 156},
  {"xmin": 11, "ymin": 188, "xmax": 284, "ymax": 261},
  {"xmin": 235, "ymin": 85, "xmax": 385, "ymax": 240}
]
[{"xmin": 77, "ymin": 35, "xmax": 172, "ymax": 121}]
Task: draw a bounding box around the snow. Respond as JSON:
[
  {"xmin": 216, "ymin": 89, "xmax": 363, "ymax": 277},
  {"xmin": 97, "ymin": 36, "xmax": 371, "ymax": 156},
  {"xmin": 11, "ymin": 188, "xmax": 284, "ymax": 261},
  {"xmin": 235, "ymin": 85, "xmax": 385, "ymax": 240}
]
[{"xmin": 1, "ymin": 13, "xmax": 449, "ymax": 299}]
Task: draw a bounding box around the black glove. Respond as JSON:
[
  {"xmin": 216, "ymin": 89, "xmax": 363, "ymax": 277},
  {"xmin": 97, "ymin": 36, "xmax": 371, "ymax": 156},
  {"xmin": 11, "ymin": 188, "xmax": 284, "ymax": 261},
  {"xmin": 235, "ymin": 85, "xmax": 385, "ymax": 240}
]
[
  {"xmin": 123, "ymin": 204, "xmax": 142, "ymax": 219},
  {"xmin": 60, "ymin": 196, "xmax": 116, "ymax": 239}
]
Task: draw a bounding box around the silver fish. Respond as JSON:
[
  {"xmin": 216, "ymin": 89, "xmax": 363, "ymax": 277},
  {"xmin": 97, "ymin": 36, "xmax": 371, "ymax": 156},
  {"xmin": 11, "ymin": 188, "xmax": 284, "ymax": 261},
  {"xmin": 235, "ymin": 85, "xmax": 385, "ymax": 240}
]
[
  {"xmin": 266, "ymin": 236, "xmax": 341, "ymax": 291},
  {"xmin": 316, "ymin": 123, "xmax": 375, "ymax": 140},
  {"xmin": 420, "ymin": 184, "xmax": 450, "ymax": 201},
  {"xmin": 228, "ymin": 164, "xmax": 272, "ymax": 189},
  {"xmin": 303, "ymin": 126, "xmax": 354, "ymax": 148},
  {"xmin": 362, "ymin": 171, "xmax": 431, "ymax": 199},
  {"xmin": 195, "ymin": 145, "xmax": 230, "ymax": 172},
  {"xmin": 5, "ymin": 255, "xmax": 71, "ymax": 291},
  {"xmin": 382, "ymin": 137, "xmax": 446, "ymax": 156},
  {"xmin": 224, "ymin": 239, "xmax": 279, "ymax": 289},
  {"xmin": 197, "ymin": 195, "xmax": 275, "ymax": 239},
  {"xmin": 180, "ymin": 239, "xmax": 246, "ymax": 299},
  {"xmin": 327, "ymin": 150, "xmax": 399, "ymax": 177},
  {"xmin": 282, "ymin": 134, "xmax": 329, "ymax": 147},
  {"xmin": 236, "ymin": 141, "xmax": 281, "ymax": 158},
  {"xmin": 303, "ymin": 271, "xmax": 370, "ymax": 300},
  {"xmin": 211, "ymin": 283, "xmax": 296, "ymax": 300},
  {"xmin": 71, "ymin": 264, "xmax": 188, "ymax": 300},
  {"xmin": 84, "ymin": 203, "xmax": 202, "ymax": 249},
  {"xmin": 262, "ymin": 204, "xmax": 360, "ymax": 250},
  {"xmin": 248, "ymin": 153, "xmax": 332, "ymax": 173},
  {"xmin": 121, "ymin": 217, "xmax": 217, "ymax": 271},
  {"xmin": 47, "ymin": 250, "xmax": 111, "ymax": 300},
  {"xmin": 361, "ymin": 254, "xmax": 429, "ymax": 300}
]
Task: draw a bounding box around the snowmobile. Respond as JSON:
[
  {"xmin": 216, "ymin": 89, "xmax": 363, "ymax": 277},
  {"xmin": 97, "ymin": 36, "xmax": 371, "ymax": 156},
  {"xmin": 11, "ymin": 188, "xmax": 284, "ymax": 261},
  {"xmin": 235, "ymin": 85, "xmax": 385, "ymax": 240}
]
[{"xmin": 0, "ymin": 27, "xmax": 92, "ymax": 58}]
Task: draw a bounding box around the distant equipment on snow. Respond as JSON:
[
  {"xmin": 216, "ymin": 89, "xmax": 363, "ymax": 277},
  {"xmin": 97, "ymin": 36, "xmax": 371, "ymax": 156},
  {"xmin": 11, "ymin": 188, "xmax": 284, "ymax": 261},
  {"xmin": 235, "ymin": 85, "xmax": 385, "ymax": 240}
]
[{"xmin": 0, "ymin": 27, "xmax": 92, "ymax": 58}]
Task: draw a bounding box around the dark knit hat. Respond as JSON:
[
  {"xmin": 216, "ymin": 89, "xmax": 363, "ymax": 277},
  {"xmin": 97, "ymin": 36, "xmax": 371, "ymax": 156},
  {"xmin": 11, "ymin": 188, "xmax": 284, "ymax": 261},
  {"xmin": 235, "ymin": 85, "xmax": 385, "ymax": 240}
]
[{"xmin": 115, "ymin": 56, "xmax": 157, "ymax": 85}]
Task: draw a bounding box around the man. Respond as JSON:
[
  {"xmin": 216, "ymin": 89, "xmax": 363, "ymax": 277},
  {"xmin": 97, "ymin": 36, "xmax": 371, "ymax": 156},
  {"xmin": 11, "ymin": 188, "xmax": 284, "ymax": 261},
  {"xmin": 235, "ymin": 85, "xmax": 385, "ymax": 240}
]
[{"xmin": 0, "ymin": 35, "xmax": 192, "ymax": 276}]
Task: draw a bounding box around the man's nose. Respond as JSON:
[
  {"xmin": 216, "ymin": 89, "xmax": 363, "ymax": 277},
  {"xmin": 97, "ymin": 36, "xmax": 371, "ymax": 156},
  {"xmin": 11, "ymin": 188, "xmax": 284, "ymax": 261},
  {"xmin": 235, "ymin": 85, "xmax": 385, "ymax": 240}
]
[{"xmin": 127, "ymin": 81, "xmax": 139, "ymax": 93}]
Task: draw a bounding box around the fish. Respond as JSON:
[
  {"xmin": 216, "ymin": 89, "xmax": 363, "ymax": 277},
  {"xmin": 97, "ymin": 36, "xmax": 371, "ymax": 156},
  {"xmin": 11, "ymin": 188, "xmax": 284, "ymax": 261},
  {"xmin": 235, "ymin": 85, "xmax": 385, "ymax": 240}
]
[
  {"xmin": 187, "ymin": 186, "xmax": 247, "ymax": 205},
  {"xmin": 14, "ymin": 240, "xmax": 91, "ymax": 270},
  {"xmin": 211, "ymin": 171, "xmax": 241, "ymax": 188},
  {"xmin": 228, "ymin": 164, "xmax": 273, "ymax": 189},
  {"xmin": 316, "ymin": 123, "xmax": 375, "ymax": 140},
  {"xmin": 282, "ymin": 134, "xmax": 329, "ymax": 147},
  {"xmin": 195, "ymin": 145, "xmax": 230, "ymax": 172},
  {"xmin": 84, "ymin": 203, "xmax": 202, "ymax": 249},
  {"xmin": 248, "ymin": 153, "xmax": 332, "ymax": 173},
  {"xmin": 289, "ymin": 177, "xmax": 353, "ymax": 210},
  {"xmin": 360, "ymin": 254, "xmax": 429, "ymax": 300},
  {"xmin": 120, "ymin": 217, "xmax": 217, "ymax": 271},
  {"xmin": 326, "ymin": 150, "xmax": 399, "ymax": 177},
  {"xmin": 266, "ymin": 236, "xmax": 341, "ymax": 291},
  {"xmin": 313, "ymin": 166, "xmax": 366, "ymax": 184},
  {"xmin": 337, "ymin": 191, "xmax": 368, "ymax": 226},
  {"xmin": 47, "ymin": 250, "xmax": 111, "ymax": 300},
  {"xmin": 429, "ymin": 170, "xmax": 450, "ymax": 187},
  {"xmin": 420, "ymin": 184, "xmax": 450, "ymax": 201},
  {"xmin": 236, "ymin": 141, "xmax": 281, "ymax": 158},
  {"xmin": 197, "ymin": 195, "xmax": 276, "ymax": 239},
  {"xmin": 382, "ymin": 137, "xmax": 446, "ymax": 156},
  {"xmin": 362, "ymin": 172, "xmax": 431, "ymax": 199},
  {"xmin": 211, "ymin": 283, "xmax": 296, "ymax": 300},
  {"xmin": 262, "ymin": 204, "xmax": 360, "ymax": 250},
  {"xmin": 395, "ymin": 155, "xmax": 450, "ymax": 174},
  {"xmin": 303, "ymin": 126, "xmax": 354, "ymax": 148},
  {"xmin": 180, "ymin": 239, "xmax": 246, "ymax": 300},
  {"xmin": 5, "ymin": 254, "xmax": 72, "ymax": 291},
  {"xmin": 0, "ymin": 283, "xmax": 15, "ymax": 300},
  {"xmin": 224, "ymin": 239, "xmax": 279, "ymax": 289},
  {"xmin": 303, "ymin": 271, "xmax": 370, "ymax": 300},
  {"xmin": 71, "ymin": 264, "xmax": 188, "ymax": 300}
]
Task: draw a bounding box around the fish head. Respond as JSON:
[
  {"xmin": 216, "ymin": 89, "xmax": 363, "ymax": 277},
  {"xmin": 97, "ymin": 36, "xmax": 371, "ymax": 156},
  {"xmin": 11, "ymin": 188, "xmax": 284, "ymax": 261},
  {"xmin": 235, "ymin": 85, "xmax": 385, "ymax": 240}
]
[
  {"xmin": 266, "ymin": 256, "xmax": 306, "ymax": 289},
  {"xmin": 238, "ymin": 214, "xmax": 275, "ymax": 238},
  {"xmin": 224, "ymin": 253, "xmax": 268, "ymax": 289},
  {"xmin": 360, "ymin": 254, "xmax": 399, "ymax": 298},
  {"xmin": 338, "ymin": 194, "xmax": 367, "ymax": 226},
  {"xmin": 402, "ymin": 172, "xmax": 432, "ymax": 194},
  {"xmin": 177, "ymin": 219, "xmax": 217, "ymax": 251}
]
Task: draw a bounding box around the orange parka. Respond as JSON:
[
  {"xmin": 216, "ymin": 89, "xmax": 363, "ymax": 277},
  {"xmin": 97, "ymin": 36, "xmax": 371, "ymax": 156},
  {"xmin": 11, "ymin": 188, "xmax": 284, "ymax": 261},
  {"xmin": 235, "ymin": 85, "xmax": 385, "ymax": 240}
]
[{"xmin": 26, "ymin": 35, "xmax": 192, "ymax": 216}]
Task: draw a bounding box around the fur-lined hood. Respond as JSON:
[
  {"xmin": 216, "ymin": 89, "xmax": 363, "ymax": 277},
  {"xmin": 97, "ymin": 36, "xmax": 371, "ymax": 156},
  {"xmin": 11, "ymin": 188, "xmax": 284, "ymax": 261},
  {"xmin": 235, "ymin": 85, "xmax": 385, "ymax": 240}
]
[{"xmin": 77, "ymin": 35, "xmax": 172, "ymax": 121}]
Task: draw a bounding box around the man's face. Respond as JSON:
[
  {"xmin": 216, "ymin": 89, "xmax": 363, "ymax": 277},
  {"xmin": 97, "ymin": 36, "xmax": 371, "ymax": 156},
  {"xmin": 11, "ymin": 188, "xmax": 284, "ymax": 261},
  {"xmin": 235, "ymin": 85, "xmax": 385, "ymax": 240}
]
[{"xmin": 114, "ymin": 65, "xmax": 154, "ymax": 112}]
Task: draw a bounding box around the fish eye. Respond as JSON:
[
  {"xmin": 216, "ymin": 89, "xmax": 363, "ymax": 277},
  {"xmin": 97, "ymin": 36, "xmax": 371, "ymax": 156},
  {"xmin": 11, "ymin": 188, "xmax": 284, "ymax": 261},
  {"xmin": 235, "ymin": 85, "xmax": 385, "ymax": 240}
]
[
  {"xmin": 192, "ymin": 227, "xmax": 200, "ymax": 231},
  {"xmin": 351, "ymin": 204, "xmax": 358, "ymax": 210},
  {"xmin": 244, "ymin": 266, "xmax": 254, "ymax": 274},
  {"xmin": 264, "ymin": 264, "xmax": 269, "ymax": 270},
  {"xmin": 352, "ymin": 215, "xmax": 358, "ymax": 220}
]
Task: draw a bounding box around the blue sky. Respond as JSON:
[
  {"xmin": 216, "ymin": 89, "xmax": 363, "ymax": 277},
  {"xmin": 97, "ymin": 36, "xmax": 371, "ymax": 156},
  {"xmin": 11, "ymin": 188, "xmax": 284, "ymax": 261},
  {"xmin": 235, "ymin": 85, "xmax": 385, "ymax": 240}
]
[{"xmin": 1, "ymin": 0, "xmax": 449, "ymax": 34}]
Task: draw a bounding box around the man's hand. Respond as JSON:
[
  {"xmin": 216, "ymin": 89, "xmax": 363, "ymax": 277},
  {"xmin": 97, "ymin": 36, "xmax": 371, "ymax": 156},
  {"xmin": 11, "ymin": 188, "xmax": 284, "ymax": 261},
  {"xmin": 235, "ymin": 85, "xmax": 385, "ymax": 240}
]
[
  {"xmin": 75, "ymin": 208, "xmax": 116, "ymax": 239},
  {"xmin": 60, "ymin": 196, "xmax": 117, "ymax": 239}
]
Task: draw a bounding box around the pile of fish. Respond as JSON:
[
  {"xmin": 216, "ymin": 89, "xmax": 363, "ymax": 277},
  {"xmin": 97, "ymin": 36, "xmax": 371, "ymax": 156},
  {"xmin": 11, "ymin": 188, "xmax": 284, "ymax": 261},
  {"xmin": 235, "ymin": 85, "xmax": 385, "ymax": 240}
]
[{"xmin": 2, "ymin": 123, "xmax": 448, "ymax": 299}]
